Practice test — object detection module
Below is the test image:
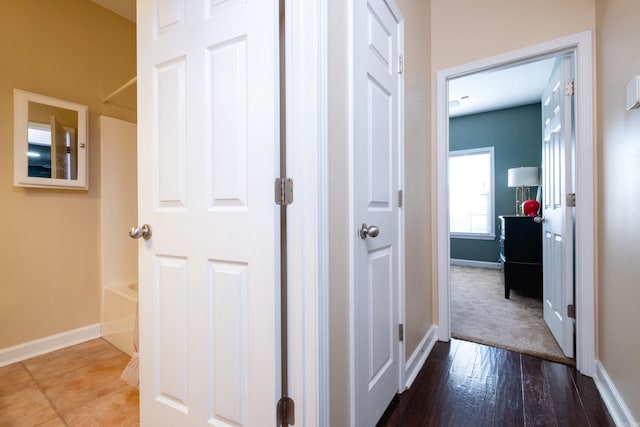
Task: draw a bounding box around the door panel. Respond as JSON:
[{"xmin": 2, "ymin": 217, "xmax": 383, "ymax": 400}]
[
  {"xmin": 368, "ymin": 248, "xmax": 394, "ymax": 382},
  {"xmin": 541, "ymin": 55, "xmax": 574, "ymax": 358},
  {"xmin": 355, "ymin": 0, "xmax": 402, "ymax": 425},
  {"xmin": 138, "ymin": 0, "xmax": 280, "ymax": 425},
  {"xmin": 156, "ymin": 59, "xmax": 187, "ymax": 207},
  {"xmin": 210, "ymin": 260, "xmax": 249, "ymax": 422},
  {"xmin": 368, "ymin": 79, "xmax": 393, "ymax": 206},
  {"xmin": 208, "ymin": 39, "xmax": 248, "ymax": 207},
  {"xmin": 156, "ymin": 256, "xmax": 188, "ymax": 408}
]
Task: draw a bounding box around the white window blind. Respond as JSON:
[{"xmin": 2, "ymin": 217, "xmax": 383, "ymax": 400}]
[{"xmin": 449, "ymin": 147, "xmax": 495, "ymax": 239}]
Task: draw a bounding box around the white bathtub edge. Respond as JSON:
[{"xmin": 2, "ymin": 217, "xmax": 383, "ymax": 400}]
[
  {"xmin": 104, "ymin": 282, "xmax": 138, "ymax": 300},
  {"xmin": 0, "ymin": 323, "xmax": 101, "ymax": 367},
  {"xmin": 102, "ymin": 285, "xmax": 137, "ymax": 356}
]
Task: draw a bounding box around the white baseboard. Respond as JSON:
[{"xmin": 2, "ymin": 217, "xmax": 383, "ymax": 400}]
[
  {"xmin": 404, "ymin": 325, "xmax": 438, "ymax": 389},
  {"xmin": 450, "ymin": 259, "xmax": 500, "ymax": 269},
  {"xmin": 0, "ymin": 324, "xmax": 101, "ymax": 367},
  {"xmin": 594, "ymin": 360, "xmax": 638, "ymax": 427}
]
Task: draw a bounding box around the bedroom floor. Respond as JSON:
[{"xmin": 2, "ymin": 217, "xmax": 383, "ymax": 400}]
[
  {"xmin": 450, "ymin": 265, "xmax": 570, "ymax": 363},
  {"xmin": 0, "ymin": 338, "xmax": 139, "ymax": 426}
]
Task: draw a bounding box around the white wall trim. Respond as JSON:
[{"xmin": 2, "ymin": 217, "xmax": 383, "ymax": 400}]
[
  {"xmin": 404, "ymin": 325, "xmax": 438, "ymax": 389},
  {"xmin": 316, "ymin": 1, "xmax": 330, "ymax": 424},
  {"xmin": 348, "ymin": 0, "xmax": 356, "ymax": 424},
  {"xmin": 395, "ymin": 11, "xmax": 407, "ymax": 396},
  {"xmin": 285, "ymin": 0, "xmax": 328, "ymax": 425},
  {"xmin": 436, "ymin": 30, "xmax": 596, "ymax": 376},
  {"xmin": 0, "ymin": 324, "xmax": 101, "ymax": 367},
  {"xmin": 436, "ymin": 63, "xmax": 452, "ymax": 341},
  {"xmin": 594, "ymin": 361, "xmax": 639, "ymax": 427},
  {"xmin": 450, "ymin": 259, "xmax": 500, "ymax": 269},
  {"xmin": 572, "ymin": 31, "xmax": 596, "ymax": 378}
]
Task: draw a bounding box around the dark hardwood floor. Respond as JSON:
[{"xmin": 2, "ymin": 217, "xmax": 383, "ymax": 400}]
[{"xmin": 377, "ymin": 339, "xmax": 615, "ymax": 427}]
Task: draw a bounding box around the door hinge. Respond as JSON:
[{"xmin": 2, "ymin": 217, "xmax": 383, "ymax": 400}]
[
  {"xmin": 399, "ymin": 324, "xmax": 404, "ymax": 342},
  {"xmin": 565, "ymin": 81, "xmax": 575, "ymax": 96},
  {"xmin": 566, "ymin": 193, "xmax": 576, "ymax": 207},
  {"xmin": 567, "ymin": 304, "xmax": 576, "ymax": 319},
  {"xmin": 398, "ymin": 55, "xmax": 404, "ymax": 75},
  {"xmin": 275, "ymin": 178, "xmax": 293, "ymax": 206},
  {"xmin": 277, "ymin": 396, "xmax": 295, "ymax": 427},
  {"xmin": 398, "ymin": 190, "xmax": 403, "ymax": 208}
]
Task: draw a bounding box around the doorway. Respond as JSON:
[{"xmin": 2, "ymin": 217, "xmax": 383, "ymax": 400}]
[
  {"xmin": 436, "ymin": 31, "xmax": 596, "ymax": 376},
  {"xmin": 446, "ymin": 56, "xmax": 570, "ymax": 362}
]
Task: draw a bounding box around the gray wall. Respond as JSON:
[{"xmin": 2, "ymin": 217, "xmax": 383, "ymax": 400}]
[{"xmin": 449, "ymin": 103, "xmax": 542, "ymax": 262}]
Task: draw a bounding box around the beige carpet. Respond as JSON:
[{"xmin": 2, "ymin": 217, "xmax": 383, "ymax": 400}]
[{"xmin": 450, "ymin": 265, "xmax": 574, "ymax": 365}]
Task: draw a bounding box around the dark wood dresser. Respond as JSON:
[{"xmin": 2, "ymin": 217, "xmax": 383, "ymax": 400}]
[{"xmin": 499, "ymin": 215, "xmax": 542, "ymax": 299}]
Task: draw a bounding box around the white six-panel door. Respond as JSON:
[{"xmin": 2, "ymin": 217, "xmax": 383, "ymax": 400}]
[
  {"xmin": 541, "ymin": 55, "xmax": 574, "ymax": 358},
  {"xmin": 137, "ymin": 1, "xmax": 280, "ymax": 425},
  {"xmin": 354, "ymin": 0, "xmax": 403, "ymax": 425}
]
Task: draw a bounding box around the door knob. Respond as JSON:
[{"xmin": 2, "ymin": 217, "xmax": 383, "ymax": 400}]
[
  {"xmin": 360, "ymin": 223, "xmax": 379, "ymax": 239},
  {"xmin": 534, "ymin": 216, "xmax": 545, "ymax": 224},
  {"xmin": 129, "ymin": 224, "xmax": 152, "ymax": 240}
]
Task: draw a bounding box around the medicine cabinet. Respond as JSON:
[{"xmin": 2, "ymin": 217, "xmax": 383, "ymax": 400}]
[{"xmin": 14, "ymin": 89, "xmax": 88, "ymax": 189}]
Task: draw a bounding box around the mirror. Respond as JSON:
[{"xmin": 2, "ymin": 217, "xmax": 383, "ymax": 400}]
[{"xmin": 14, "ymin": 89, "xmax": 88, "ymax": 189}]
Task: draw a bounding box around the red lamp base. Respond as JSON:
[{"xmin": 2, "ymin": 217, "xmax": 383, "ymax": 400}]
[{"xmin": 522, "ymin": 199, "xmax": 540, "ymax": 217}]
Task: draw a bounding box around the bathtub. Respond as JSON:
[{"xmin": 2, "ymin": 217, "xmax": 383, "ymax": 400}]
[{"xmin": 101, "ymin": 282, "xmax": 138, "ymax": 356}]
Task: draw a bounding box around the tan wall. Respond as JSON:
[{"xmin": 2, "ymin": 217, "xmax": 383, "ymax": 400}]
[
  {"xmin": 596, "ymin": 0, "xmax": 640, "ymax": 419},
  {"xmin": 430, "ymin": 0, "xmax": 596, "ymax": 73},
  {"xmin": 396, "ymin": 0, "xmax": 432, "ymax": 363},
  {"xmin": 429, "ymin": 0, "xmax": 596, "ymax": 318},
  {"xmin": 0, "ymin": 0, "xmax": 136, "ymax": 348},
  {"xmin": 329, "ymin": 0, "xmax": 433, "ymax": 423}
]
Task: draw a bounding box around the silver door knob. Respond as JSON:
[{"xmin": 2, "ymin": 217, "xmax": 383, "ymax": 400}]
[
  {"xmin": 360, "ymin": 223, "xmax": 379, "ymax": 239},
  {"xmin": 129, "ymin": 224, "xmax": 152, "ymax": 240},
  {"xmin": 534, "ymin": 216, "xmax": 545, "ymax": 224}
]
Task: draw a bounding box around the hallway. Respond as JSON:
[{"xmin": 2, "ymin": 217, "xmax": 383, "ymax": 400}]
[{"xmin": 377, "ymin": 339, "xmax": 614, "ymax": 426}]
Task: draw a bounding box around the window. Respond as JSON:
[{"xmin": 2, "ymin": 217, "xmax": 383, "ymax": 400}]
[{"xmin": 449, "ymin": 147, "xmax": 495, "ymax": 239}]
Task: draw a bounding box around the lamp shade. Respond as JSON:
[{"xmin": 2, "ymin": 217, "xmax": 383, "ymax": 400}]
[{"xmin": 508, "ymin": 167, "xmax": 539, "ymax": 187}]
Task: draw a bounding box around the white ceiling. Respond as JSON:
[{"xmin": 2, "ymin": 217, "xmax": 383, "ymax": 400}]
[
  {"xmin": 449, "ymin": 57, "xmax": 557, "ymax": 118},
  {"xmin": 90, "ymin": 0, "xmax": 135, "ymax": 22}
]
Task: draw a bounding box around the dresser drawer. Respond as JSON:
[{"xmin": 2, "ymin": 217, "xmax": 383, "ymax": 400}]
[
  {"xmin": 500, "ymin": 216, "xmax": 541, "ymax": 263},
  {"xmin": 503, "ymin": 261, "xmax": 542, "ymax": 297}
]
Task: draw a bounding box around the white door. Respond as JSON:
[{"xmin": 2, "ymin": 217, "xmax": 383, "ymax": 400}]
[
  {"xmin": 354, "ymin": 0, "xmax": 403, "ymax": 425},
  {"xmin": 541, "ymin": 55, "xmax": 574, "ymax": 358},
  {"xmin": 137, "ymin": 1, "xmax": 280, "ymax": 425}
]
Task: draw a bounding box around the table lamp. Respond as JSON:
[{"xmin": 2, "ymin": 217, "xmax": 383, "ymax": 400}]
[{"xmin": 508, "ymin": 167, "xmax": 539, "ymax": 216}]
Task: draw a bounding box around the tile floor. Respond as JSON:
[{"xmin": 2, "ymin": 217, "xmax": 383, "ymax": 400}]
[{"xmin": 0, "ymin": 339, "xmax": 139, "ymax": 427}]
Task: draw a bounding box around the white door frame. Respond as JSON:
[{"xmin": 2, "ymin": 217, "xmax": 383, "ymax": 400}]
[
  {"xmin": 349, "ymin": 0, "xmax": 406, "ymax": 425},
  {"xmin": 436, "ymin": 31, "xmax": 596, "ymax": 376},
  {"xmin": 284, "ymin": 0, "xmax": 330, "ymax": 425}
]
